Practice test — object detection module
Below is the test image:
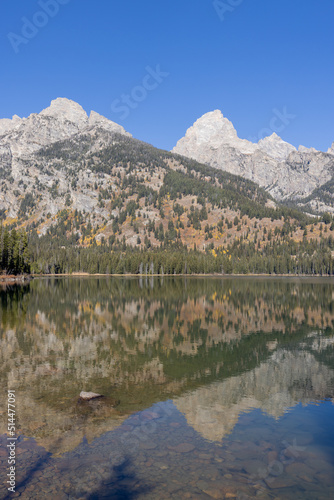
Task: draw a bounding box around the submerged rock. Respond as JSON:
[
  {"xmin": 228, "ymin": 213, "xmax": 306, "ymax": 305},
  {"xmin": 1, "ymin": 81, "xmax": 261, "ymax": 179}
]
[{"xmin": 79, "ymin": 391, "xmax": 103, "ymax": 401}]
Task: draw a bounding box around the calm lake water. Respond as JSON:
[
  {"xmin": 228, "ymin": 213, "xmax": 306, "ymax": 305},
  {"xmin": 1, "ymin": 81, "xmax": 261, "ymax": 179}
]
[{"xmin": 1, "ymin": 277, "xmax": 334, "ymax": 499}]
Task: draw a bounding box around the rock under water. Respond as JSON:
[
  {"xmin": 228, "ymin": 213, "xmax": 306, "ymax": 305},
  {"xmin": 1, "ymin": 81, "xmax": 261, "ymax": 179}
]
[{"xmin": 79, "ymin": 391, "xmax": 103, "ymax": 401}]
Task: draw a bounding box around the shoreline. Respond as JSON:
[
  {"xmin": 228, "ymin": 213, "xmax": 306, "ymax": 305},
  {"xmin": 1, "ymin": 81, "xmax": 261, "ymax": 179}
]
[
  {"xmin": 0, "ymin": 275, "xmax": 32, "ymax": 285},
  {"xmin": 32, "ymin": 273, "xmax": 334, "ymax": 279},
  {"xmin": 2, "ymin": 274, "xmax": 333, "ymax": 282}
]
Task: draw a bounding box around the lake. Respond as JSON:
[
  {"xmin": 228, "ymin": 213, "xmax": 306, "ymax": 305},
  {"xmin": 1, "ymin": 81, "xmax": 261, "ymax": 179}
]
[{"xmin": 1, "ymin": 277, "xmax": 334, "ymax": 499}]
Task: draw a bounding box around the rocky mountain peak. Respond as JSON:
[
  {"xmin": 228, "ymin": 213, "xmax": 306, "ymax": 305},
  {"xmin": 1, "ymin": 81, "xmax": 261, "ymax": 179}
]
[
  {"xmin": 298, "ymin": 145, "xmax": 319, "ymax": 154},
  {"xmin": 39, "ymin": 97, "xmax": 88, "ymax": 127},
  {"xmin": 257, "ymin": 132, "xmax": 296, "ymax": 161},
  {"xmin": 173, "ymin": 109, "xmax": 256, "ymax": 158},
  {"xmin": 327, "ymin": 142, "xmax": 334, "ymax": 155},
  {"xmin": 0, "ymin": 114, "xmax": 22, "ymax": 137},
  {"xmin": 88, "ymin": 110, "xmax": 132, "ymax": 137},
  {"xmin": 172, "ymin": 109, "xmax": 334, "ymax": 206},
  {"xmin": 184, "ymin": 110, "xmax": 238, "ymax": 143},
  {"xmin": 0, "ymin": 98, "xmax": 131, "ymax": 157}
]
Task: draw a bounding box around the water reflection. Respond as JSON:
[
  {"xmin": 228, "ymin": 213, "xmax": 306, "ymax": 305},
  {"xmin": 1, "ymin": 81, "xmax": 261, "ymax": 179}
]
[
  {"xmin": 0, "ymin": 277, "xmax": 334, "ymax": 498},
  {"xmin": 175, "ymin": 349, "xmax": 334, "ymax": 442}
]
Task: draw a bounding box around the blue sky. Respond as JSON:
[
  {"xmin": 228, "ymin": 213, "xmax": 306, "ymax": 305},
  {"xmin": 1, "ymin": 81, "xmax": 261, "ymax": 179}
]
[{"xmin": 0, "ymin": 0, "xmax": 333, "ymax": 151}]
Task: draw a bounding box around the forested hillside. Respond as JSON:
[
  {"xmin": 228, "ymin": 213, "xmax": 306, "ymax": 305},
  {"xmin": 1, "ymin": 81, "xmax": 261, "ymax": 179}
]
[{"xmin": 2, "ymin": 117, "xmax": 334, "ymax": 275}]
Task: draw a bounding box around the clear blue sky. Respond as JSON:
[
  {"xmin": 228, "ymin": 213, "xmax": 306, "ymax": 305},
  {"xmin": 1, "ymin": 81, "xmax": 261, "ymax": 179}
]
[{"xmin": 1, "ymin": 0, "xmax": 333, "ymax": 151}]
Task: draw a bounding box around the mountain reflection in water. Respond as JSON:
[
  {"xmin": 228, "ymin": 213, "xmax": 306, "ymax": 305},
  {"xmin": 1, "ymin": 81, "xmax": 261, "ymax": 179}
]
[{"xmin": 0, "ymin": 277, "xmax": 334, "ymax": 499}]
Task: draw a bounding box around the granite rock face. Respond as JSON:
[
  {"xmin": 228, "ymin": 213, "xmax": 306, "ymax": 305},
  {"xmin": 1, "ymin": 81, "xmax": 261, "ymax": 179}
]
[
  {"xmin": 88, "ymin": 110, "xmax": 130, "ymax": 136},
  {"xmin": 0, "ymin": 115, "xmax": 22, "ymax": 136},
  {"xmin": 258, "ymin": 132, "xmax": 296, "ymax": 161},
  {"xmin": 1, "ymin": 100, "xmax": 334, "ymax": 217},
  {"xmin": 174, "ymin": 110, "xmax": 257, "ymax": 156},
  {"xmin": 298, "ymin": 145, "xmax": 319, "ymax": 154},
  {"xmin": 173, "ymin": 110, "xmax": 334, "ymax": 210},
  {"xmin": 0, "ymin": 98, "xmax": 133, "ymax": 220},
  {"xmin": 0, "ymin": 98, "xmax": 131, "ymax": 157}
]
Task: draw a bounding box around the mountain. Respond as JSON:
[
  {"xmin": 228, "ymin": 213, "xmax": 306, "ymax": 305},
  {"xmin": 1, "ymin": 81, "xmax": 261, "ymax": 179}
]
[
  {"xmin": 1, "ymin": 98, "xmax": 334, "ymax": 276},
  {"xmin": 0, "ymin": 97, "xmax": 130, "ymax": 156},
  {"xmin": 172, "ymin": 110, "xmax": 334, "ymax": 213},
  {"xmin": 258, "ymin": 133, "xmax": 296, "ymax": 160},
  {"xmin": 0, "ymin": 98, "xmax": 280, "ymax": 242}
]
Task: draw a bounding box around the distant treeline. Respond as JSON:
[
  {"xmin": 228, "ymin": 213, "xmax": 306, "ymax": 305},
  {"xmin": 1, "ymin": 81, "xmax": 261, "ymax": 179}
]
[
  {"xmin": 28, "ymin": 231, "xmax": 334, "ymax": 276},
  {"xmin": 2, "ymin": 225, "xmax": 334, "ymax": 277},
  {"xmin": 0, "ymin": 226, "xmax": 30, "ymax": 275}
]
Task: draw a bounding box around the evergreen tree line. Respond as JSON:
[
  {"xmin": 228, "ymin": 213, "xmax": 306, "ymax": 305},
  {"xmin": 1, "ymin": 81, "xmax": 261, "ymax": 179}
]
[
  {"xmin": 3, "ymin": 226, "xmax": 334, "ymax": 277},
  {"xmin": 0, "ymin": 226, "xmax": 30, "ymax": 275},
  {"xmin": 28, "ymin": 232, "xmax": 334, "ymax": 276}
]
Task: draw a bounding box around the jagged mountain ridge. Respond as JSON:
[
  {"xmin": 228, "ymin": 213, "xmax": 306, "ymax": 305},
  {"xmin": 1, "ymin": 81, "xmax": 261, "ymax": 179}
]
[
  {"xmin": 0, "ymin": 98, "xmax": 332, "ymax": 258},
  {"xmin": 0, "ymin": 99, "xmax": 132, "ymax": 222},
  {"xmin": 1, "ymin": 99, "xmax": 333, "ymax": 217},
  {"xmin": 1, "ymin": 98, "xmax": 291, "ymax": 251},
  {"xmin": 0, "ymin": 98, "xmax": 131, "ymax": 152},
  {"xmin": 172, "ymin": 110, "xmax": 334, "ymax": 212}
]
